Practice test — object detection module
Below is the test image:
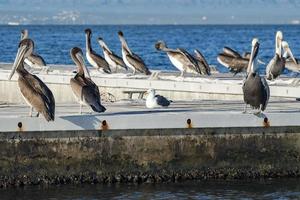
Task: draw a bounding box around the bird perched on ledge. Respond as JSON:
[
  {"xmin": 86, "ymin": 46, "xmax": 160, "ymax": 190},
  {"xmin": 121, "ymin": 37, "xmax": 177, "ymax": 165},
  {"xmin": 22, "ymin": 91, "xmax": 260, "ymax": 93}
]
[
  {"xmin": 146, "ymin": 89, "xmax": 172, "ymax": 109},
  {"xmin": 85, "ymin": 28, "xmax": 111, "ymax": 73},
  {"xmin": 118, "ymin": 31, "xmax": 151, "ymax": 75},
  {"xmin": 70, "ymin": 47, "xmax": 106, "ymax": 114}
]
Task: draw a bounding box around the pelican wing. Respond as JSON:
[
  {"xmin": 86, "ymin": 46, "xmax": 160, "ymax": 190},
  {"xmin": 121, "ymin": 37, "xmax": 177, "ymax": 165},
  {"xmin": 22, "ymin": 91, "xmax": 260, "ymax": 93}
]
[
  {"xmin": 82, "ymin": 79, "xmax": 106, "ymax": 112},
  {"xmin": 126, "ymin": 53, "xmax": 151, "ymax": 75},
  {"xmin": 285, "ymin": 58, "xmax": 300, "ymax": 72},
  {"xmin": 108, "ymin": 51, "xmax": 127, "ymax": 69},
  {"xmin": 90, "ymin": 50, "xmax": 111, "ymax": 73},
  {"xmin": 217, "ymin": 53, "xmax": 248, "ymax": 74},
  {"xmin": 260, "ymin": 77, "xmax": 270, "ymax": 111},
  {"xmin": 27, "ymin": 53, "xmax": 46, "ymax": 67},
  {"xmin": 222, "ymin": 47, "xmax": 242, "ymax": 58},
  {"xmin": 155, "ymin": 95, "xmax": 170, "ymax": 107},
  {"xmin": 194, "ymin": 49, "xmax": 210, "ymax": 75},
  {"xmin": 178, "ymin": 48, "xmax": 201, "ymax": 74},
  {"xmin": 19, "ymin": 74, "xmax": 55, "ymax": 121}
]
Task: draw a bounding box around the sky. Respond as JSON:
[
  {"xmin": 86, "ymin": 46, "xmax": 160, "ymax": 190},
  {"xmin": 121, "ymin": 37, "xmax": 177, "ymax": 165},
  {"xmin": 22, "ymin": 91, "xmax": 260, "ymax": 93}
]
[{"xmin": 0, "ymin": 0, "xmax": 300, "ymax": 24}]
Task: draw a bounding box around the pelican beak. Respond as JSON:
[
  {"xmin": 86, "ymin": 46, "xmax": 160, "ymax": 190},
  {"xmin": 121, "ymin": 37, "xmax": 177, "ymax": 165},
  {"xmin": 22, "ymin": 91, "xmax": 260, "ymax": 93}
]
[
  {"xmin": 8, "ymin": 45, "xmax": 27, "ymax": 80},
  {"xmin": 76, "ymin": 52, "xmax": 90, "ymax": 78},
  {"xmin": 286, "ymin": 47, "xmax": 297, "ymax": 64},
  {"xmin": 247, "ymin": 40, "xmax": 259, "ymax": 74}
]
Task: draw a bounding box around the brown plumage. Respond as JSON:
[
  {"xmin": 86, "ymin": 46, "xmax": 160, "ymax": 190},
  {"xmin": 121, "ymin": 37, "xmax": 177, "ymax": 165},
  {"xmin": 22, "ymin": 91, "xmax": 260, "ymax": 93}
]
[
  {"xmin": 118, "ymin": 31, "xmax": 151, "ymax": 75},
  {"xmin": 85, "ymin": 29, "xmax": 111, "ymax": 73},
  {"xmin": 8, "ymin": 39, "xmax": 55, "ymax": 121},
  {"xmin": 70, "ymin": 47, "xmax": 106, "ymax": 113}
]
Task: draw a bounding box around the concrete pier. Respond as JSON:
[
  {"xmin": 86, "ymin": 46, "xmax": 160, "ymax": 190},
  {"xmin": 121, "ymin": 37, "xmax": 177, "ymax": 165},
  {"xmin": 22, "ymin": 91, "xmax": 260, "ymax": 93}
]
[{"xmin": 1, "ymin": 63, "xmax": 300, "ymax": 187}]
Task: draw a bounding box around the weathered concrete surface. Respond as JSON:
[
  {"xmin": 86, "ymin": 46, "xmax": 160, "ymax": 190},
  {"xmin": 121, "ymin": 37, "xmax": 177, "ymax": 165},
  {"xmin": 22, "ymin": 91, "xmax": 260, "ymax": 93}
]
[
  {"xmin": 0, "ymin": 128, "xmax": 300, "ymax": 187},
  {"xmin": 1, "ymin": 63, "xmax": 300, "ymax": 104}
]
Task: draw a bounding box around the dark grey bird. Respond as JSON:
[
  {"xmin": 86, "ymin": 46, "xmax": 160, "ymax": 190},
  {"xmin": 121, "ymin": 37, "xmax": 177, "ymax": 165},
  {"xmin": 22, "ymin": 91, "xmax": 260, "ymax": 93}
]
[
  {"xmin": 8, "ymin": 39, "xmax": 55, "ymax": 121},
  {"xmin": 217, "ymin": 46, "xmax": 250, "ymax": 75},
  {"xmin": 97, "ymin": 37, "xmax": 127, "ymax": 73},
  {"xmin": 118, "ymin": 31, "xmax": 151, "ymax": 75},
  {"xmin": 20, "ymin": 29, "xmax": 47, "ymax": 70},
  {"xmin": 70, "ymin": 47, "xmax": 106, "ymax": 114},
  {"xmin": 265, "ymin": 31, "xmax": 297, "ymax": 80},
  {"xmin": 155, "ymin": 40, "xmax": 201, "ymax": 76},
  {"xmin": 242, "ymin": 38, "xmax": 269, "ymax": 114},
  {"xmin": 85, "ymin": 28, "xmax": 111, "ymax": 73},
  {"xmin": 194, "ymin": 49, "xmax": 211, "ymax": 75},
  {"xmin": 146, "ymin": 89, "xmax": 171, "ymax": 108}
]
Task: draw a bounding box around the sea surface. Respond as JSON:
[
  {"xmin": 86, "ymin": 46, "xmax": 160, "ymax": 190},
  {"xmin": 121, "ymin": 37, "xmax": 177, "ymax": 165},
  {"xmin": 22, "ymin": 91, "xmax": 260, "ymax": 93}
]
[
  {"xmin": 1, "ymin": 25, "xmax": 300, "ymax": 74},
  {"xmin": 1, "ymin": 179, "xmax": 300, "ymax": 199}
]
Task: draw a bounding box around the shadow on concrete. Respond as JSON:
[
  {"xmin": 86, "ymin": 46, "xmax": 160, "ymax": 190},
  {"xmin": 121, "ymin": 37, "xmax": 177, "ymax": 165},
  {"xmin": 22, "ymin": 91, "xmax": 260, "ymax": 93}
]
[{"xmin": 60, "ymin": 115, "xmax": 102, "ymax": 129}]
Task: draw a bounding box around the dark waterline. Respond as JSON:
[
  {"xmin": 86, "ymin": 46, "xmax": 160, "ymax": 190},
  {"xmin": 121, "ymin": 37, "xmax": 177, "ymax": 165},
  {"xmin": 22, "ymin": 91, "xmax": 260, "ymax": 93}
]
[
  {"xmin": 1, "ymin": 179, "xmax": 300, "ymax": 199},
  {"xmin": 1, "ymin": 24, "xmax": 300, "ymax": 75}
]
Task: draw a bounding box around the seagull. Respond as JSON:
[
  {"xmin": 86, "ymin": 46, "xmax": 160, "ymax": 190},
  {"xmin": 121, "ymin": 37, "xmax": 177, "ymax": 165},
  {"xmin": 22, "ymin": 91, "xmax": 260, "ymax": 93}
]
[{"xmin": 146, "ymin": 89, "xmax": 172, "ymax": 109}]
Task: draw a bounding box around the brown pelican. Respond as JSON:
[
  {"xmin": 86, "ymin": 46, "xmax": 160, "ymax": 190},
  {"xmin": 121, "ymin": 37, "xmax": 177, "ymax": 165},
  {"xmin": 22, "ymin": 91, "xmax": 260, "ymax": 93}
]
[
  {"xmin": 85, "ymin": 29, "xmax": 111, "ymax": 73},
  {"xmin": 20, "ymin": 29, "xmax": 47, "ymax": 70},
  {"xmin": 155, "ymin": 40, "xmax": 201, "ymax": 76},
  {"xmin": 8, "ymin": 39, "xmax": 55, "ymax": 121},
  {"xmin": 118, "ymin": 31, "xmax": 151, "ymax": 75},
  {"xmin": 194, "ymin": 49, "xmax": 211, "ymax": 75},
  {"xmin": 146, "ymin": 89, "xmax": 171, "ymax": 108},
  {"xmin": 281, "ymin": 41, "xmax": 298, "ymax": 73},
  {"xmin": 97, "ymin": 37, "xmax": 127, "ymax": 72},
  {"xmin": 70, "ymin": 47, "xmax": 106, "ymax": 114},
  {"xmin": 265, "ymin": 31, "xmax": 296, "ymax": 80},
  {"xmin": 217, "ymin": 47, "xmax": 250, "ymax": 74},
  {"xmin": 242, "ymin": 38, "xmax": 269, "ymax": 114}
]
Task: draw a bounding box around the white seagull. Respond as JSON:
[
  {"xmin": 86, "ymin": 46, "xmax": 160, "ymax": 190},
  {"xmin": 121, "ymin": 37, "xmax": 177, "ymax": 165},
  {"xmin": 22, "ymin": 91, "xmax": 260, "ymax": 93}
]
[{"xmin": 146, "ymin": 89, "xmax": 172, "ymax": 109}]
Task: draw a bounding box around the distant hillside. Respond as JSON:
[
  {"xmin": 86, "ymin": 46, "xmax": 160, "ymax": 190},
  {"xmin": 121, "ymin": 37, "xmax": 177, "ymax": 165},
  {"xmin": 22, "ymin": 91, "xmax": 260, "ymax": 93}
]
[{"xmin": 0, "ymin": 0, "xmax": 299, "ymax": 24}]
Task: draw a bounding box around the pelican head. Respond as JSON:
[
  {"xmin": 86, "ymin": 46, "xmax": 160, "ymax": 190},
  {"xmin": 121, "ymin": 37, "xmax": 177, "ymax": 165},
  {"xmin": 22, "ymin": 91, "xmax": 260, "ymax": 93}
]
[
  {"xmin": 9, "ymin": 39, "xmax": 34, "ymax": 80},
  {"xmin": 97, "ymin": 37, "xmax": 105, "ymax": 47},
  {"xmin": 118, "ymin": 31, "xmax": 124, "ymax": 37},
  {"xmin": 21, "ymin": 29, "xmax": 28, "ymax": 40},
  {"xmin": 85, "ymin": 28, "xmax": 92, "ymax": 36},
  {"xmin": 70, "ymin": 47, "xmax": 90, "ymax": 78},
  {"xmin": 282, "ymin": 41, "xmax": 297, "ymax": 64},
  {"xmin": 155, "ymin": 41, "xmax": 167, "ymax": 51},
  {"xmin": 247, "ymin": 38, "xmax": 259, "ymax": 74}
]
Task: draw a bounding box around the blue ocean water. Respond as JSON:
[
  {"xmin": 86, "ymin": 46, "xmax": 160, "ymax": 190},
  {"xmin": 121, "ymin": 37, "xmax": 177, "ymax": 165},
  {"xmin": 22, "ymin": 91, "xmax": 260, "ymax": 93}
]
[{"xmin": 1, "ymin": 25, "xmax": 300, "ymax": 74}]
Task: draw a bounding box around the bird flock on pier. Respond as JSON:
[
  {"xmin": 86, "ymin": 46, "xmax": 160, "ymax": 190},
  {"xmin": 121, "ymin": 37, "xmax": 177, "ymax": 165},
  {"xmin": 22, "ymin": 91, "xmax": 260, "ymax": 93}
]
[{"xmin": 7, "ymin": 28, "xmax": 299, "ymax": 121}]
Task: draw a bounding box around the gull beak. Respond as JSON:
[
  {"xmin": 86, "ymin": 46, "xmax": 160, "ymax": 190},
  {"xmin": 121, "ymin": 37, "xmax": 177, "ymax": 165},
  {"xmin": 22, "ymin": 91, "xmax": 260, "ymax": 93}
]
[{"xmin": 8, "ymin": 45, "xmax": 27, "ymax": 80}]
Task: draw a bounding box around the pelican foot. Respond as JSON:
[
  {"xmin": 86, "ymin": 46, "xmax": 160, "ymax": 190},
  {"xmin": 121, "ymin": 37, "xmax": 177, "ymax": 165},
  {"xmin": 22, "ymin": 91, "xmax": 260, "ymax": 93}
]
[{"xmin": 36, "ymin": 112, "xmax": 40, "ymax": 117}]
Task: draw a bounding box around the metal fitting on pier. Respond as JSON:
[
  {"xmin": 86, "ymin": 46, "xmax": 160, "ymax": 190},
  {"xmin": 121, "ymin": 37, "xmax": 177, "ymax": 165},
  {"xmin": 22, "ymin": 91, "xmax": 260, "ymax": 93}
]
[
  {"xmin": 263, "ymin": 117, "xmax": 270, "ymax": 128},
  {"xmin": 101, "ymin": 120, "xmax": 109, "ymax": 131},
  {"xmin": 186, "ymin": 118, "xmax": 193, "ymax": 128}
]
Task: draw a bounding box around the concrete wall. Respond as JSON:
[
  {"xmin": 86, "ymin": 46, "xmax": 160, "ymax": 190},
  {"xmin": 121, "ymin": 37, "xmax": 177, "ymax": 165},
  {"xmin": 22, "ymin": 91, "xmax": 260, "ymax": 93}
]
[{"xmin": 1, "ymin": 127, "xmax": 300, "ymax": 186}]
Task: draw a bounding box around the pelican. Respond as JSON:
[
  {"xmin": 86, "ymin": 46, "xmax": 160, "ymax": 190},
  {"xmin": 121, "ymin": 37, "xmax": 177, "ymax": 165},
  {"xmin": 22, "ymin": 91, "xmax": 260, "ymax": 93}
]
[
  {"xmin": 118, "ymin": 31, "xmax": 151, "ymax": 75},
  {"xmin": 281, "ymin": 41, "xmax": 299, "ymax": 73},
  {"xmin": 217, "ymin": 47, "xmax": 250, "ymax": 75},
  {"xmin": 8, "ymin": 39, "xmax": 55, "ymax": 121},
  {"xmin": 20, "ymin": 29, "xmax": 47, "ymax": 70},
  {"xmin": 242, "ymin": 38, "xmax": 269, "ymax": 114},
  {"xmin": 70, "ymin": 47, "xmax": 106, "ymax": 114},
  {"xmin": 97, "ymin": 37, "xmax": 127, "ymax": 73},
  {"xmin": 265, "ymin": 31, "xmax": 294, "ymax": 80},
  {"xmin": 155, "ymin": 40, "xmax": 201, "ymax": 76},
  {"xmin": 85, "ymin": 29, "xmax": 111, "ymax": 73},
  {"xmin": 146, "ymin": 89, "xmax": 171, "ymax": 109},
  {"xmin": 194, "ymin": 49, "xmax": 211, "ymax": 75}
]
